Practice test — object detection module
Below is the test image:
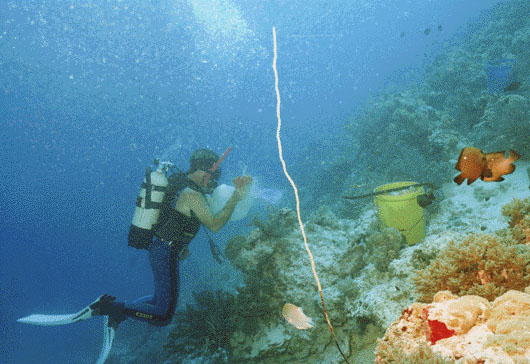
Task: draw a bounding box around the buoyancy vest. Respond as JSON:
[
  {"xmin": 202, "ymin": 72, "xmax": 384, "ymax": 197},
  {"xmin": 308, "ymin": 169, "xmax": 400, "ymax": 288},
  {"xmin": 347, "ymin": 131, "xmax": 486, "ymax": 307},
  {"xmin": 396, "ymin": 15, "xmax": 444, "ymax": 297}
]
[{"xmin": 154, "ymin": 208, "xmax": 201, "ymax": 251}]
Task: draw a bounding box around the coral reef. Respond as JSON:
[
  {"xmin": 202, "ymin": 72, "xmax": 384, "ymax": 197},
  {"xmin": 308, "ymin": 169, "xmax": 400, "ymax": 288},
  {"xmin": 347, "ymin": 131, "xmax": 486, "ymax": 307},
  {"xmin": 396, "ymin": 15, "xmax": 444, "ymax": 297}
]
[
  {"xmin": 224, "ymin": 207, "xmax": 392, "ymax": 363},
  {"xmin": 345, "ymin": 87, "xmax": 459, "ymax": 184},
  {"xmin": 414, "ymin": 233, "xmax": 530, "ymax": 302},
  {"xmin": 473, "ymin": 94, "xmax": 530, "ymax": 154},
  {"xmin": 154, "ymin": 181, "xmax": 525, "ymax": 364},
  {"xmin": 415, "ymin": 196, "xmax": 530, "ymax": 303},
  {"xmin": 219, "ymin": 199, "xmax": 527, "ymax": 363},
  {"xmin": 122, "ymin": 185, "xmax": 530, "ymax": 364},
  {"xmin": 221, "ymin": 206, "xmax": 453, "ymax": 363},
  {"xmin": 164, "ymin": 290, "xmax": 238, "ymax": 363},
  {"xmin": 375, "ymin": 288, "xmax": 530, "ymax": 364}
]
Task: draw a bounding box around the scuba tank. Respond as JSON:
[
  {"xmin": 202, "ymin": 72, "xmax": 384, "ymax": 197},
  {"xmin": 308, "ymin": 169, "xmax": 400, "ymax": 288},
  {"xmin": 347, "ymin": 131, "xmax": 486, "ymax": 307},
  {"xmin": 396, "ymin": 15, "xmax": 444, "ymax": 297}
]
[
  {"xmin": 127, "ymin": 149, "xmax": 232, "ymax": 254},
  {"xmin": 128, "ymin": 162, "xmax": 170, "ymax": 250}
]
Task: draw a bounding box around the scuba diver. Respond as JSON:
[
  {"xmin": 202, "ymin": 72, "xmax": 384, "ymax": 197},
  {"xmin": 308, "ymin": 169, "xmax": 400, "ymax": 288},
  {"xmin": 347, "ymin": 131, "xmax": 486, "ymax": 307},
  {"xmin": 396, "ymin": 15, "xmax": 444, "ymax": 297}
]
[
  {"xmin": 92, "ymin": 148, "xmax": 252, "ymax": 328},
  {"xmin": 19, "ymin": 148, "xmax": 252, "ymax": 336}
]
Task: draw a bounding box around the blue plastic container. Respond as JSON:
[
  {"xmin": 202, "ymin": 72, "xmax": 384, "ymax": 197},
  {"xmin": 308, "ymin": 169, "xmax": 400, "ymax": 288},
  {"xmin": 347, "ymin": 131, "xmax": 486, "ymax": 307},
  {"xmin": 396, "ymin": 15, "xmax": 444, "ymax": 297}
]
[{"xmin": 485, "ymin": 58, "xmax": 515, "ymax": 94}]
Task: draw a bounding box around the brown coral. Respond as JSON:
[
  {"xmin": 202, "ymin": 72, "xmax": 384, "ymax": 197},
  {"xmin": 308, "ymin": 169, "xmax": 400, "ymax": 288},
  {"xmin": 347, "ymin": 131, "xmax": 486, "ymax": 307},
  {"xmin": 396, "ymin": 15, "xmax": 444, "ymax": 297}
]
[
  {"xmin": 414, "ymin": 234, "xmax": 530, "ymax": 302},
  {"xmin": 502, "ymin": 197, "xmax": 530, "ymax": 245}
]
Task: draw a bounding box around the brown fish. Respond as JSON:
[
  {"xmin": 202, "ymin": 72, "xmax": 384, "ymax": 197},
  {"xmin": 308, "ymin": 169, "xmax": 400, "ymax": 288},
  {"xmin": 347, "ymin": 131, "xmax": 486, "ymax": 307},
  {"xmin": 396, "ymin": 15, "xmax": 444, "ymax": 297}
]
[
  {"xmin": 483, "ymin": 150, "xmax": 520, "ymax": 182},
  {"xmin": 454, "ymin": 147, "xmax": 520, "ymax": 185},
  {"xmin": 454, "ymin": 147, "xmax": 487, "ymax": 185}
]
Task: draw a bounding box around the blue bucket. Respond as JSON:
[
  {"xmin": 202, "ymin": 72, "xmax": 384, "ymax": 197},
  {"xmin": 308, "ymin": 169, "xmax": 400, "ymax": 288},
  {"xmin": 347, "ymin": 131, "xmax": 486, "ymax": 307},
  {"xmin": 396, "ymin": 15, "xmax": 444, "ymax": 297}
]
[{"xmin": 485, "ymin": 58, "xmax": 515, "ymax": 94}]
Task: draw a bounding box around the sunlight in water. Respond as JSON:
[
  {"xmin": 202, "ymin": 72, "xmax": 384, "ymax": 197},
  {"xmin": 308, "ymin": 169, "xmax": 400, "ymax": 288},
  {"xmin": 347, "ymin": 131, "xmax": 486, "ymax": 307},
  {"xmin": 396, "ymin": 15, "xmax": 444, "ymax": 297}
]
[{"xmin": 188, "ymin": 0, "xmax": 254, "ymax": 62}]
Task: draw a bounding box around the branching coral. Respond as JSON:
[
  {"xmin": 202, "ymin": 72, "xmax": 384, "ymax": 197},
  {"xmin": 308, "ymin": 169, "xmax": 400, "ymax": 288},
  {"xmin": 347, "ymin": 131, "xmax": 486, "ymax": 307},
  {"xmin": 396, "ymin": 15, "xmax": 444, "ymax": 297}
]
[
  {"xmin": 502, "ymin": 197, "xmax": 530, "ymax": 227},
  {"xmin": 163, "ymin": 284, "xmax": 280, "ymax": 363},
  {"xmin": 164, "ymin": 290, "xmax": 238, "ymax": 362},
  {"xmin": 502, "ymin": 197, "xmax": 530, "ymax": 244},
  {"xmin": 414, "ymin": 233, "xmax": 530, "ymax": 302}
]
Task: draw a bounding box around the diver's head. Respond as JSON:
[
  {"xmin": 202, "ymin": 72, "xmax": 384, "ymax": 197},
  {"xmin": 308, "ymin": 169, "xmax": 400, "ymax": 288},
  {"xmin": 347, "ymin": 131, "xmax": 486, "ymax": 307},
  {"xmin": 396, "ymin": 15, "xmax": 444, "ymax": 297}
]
[
  {"xmin": 189, "ymin": 149, "xmax": 220, "ymax": 173},
  {"xmin": 188, "ymin": 148, "xmax": 221, "ymax": 194}
]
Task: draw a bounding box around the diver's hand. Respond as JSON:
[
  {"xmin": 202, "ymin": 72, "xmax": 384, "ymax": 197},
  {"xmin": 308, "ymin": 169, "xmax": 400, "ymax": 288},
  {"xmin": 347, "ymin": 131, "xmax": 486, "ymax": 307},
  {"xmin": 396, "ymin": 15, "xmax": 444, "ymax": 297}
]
[{"xmin": 233, "ymin": 176, "xmax": 252, "ymax": 200}]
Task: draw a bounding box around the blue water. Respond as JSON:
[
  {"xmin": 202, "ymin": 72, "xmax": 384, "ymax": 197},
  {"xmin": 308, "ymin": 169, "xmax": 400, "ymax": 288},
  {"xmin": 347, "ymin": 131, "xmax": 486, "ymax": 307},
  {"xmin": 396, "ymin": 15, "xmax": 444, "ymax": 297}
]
[{"xmin": 0, "ymin": 1, "xmax": 504, "ymax": 363}]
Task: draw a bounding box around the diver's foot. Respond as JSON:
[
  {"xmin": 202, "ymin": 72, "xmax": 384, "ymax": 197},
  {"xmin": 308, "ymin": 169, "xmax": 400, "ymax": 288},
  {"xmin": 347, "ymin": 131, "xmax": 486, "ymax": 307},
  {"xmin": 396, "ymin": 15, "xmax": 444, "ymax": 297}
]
[
  {"xmin": 108, "ymin": 313, "xmax": 125, "ymax": 330},
  {"xmin": 90, "ymin": 294, "xmax": 127, "ymax": 329},
  {"xmin": 89, "ymin": 294, "xmax": 117, "ymax": 316}
]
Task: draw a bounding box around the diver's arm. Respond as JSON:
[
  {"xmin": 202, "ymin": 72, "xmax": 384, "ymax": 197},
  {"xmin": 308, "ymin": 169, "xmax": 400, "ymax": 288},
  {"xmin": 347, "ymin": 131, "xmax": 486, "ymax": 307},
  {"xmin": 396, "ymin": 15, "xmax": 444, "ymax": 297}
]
[
  {"xmin": 181, "ymin": 176, "xmax": 252, "ymax": 232},
  {"xmin": 186, "ymin": 190, "xmax": 241, "ymax": 232}
]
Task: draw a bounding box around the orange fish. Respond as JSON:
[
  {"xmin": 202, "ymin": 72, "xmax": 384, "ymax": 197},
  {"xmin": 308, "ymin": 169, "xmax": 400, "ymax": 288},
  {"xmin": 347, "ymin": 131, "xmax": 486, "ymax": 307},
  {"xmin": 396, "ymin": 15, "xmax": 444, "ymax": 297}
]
[
  {"xmin": 282, "ymin": 303, "xmax": 314, "ymax": 330},
  {"xmin": 454, "ymin": 147, "xmax": 519, "ymax": 185},
  {"xmin": 454, "ymin": 147, "xmax": 487, "ymax": 185},
  {"xmin": 483, "ymin": 150, "xmax": 520, "ymax": 182}
]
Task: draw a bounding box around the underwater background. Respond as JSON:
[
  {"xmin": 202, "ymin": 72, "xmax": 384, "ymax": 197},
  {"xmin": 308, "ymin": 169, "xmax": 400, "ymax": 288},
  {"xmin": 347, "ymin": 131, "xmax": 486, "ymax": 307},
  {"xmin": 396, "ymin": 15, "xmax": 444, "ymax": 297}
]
[{"xmin": 1, "ymin": 0, "xmax": 529, "ymax": 363}]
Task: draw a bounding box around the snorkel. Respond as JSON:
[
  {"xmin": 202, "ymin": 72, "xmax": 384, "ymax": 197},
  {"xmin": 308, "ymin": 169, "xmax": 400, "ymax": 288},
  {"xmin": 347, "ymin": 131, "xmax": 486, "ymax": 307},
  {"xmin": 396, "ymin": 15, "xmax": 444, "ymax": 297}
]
[{"xmin": 202, "ymin": 146, "xmax": 232, "ymax": 192}]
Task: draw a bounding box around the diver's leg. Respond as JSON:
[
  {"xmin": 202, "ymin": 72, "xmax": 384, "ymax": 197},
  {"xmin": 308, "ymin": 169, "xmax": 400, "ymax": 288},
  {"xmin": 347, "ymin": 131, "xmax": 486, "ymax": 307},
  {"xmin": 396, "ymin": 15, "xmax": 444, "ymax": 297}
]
[
  {"xmin": 123, "ymin": 239, "xmax": 179, "ymax": 325},
  {"xmin": 130, "ymin": 295, "xmax": 155, "ymax": 305},
  {"xmin": 149, "ymin": 243, "xmax": 179, "ymax": 326}
]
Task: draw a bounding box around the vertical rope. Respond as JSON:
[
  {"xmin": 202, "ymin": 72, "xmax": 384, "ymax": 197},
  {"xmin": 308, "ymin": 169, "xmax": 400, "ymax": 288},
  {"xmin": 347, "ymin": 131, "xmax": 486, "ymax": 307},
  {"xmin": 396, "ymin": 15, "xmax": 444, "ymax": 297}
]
[{"xmin": 272, "ymin": 27, "xmax": 351, "ymax": 364}]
